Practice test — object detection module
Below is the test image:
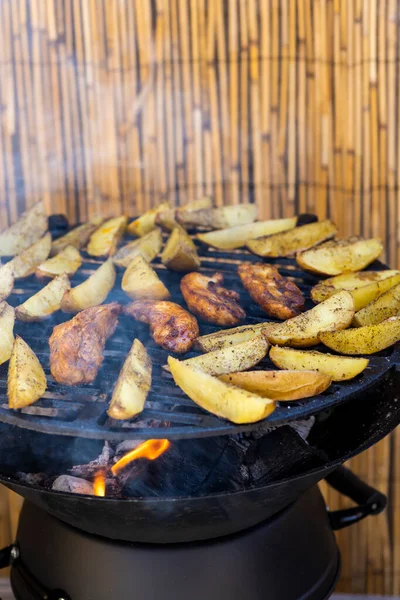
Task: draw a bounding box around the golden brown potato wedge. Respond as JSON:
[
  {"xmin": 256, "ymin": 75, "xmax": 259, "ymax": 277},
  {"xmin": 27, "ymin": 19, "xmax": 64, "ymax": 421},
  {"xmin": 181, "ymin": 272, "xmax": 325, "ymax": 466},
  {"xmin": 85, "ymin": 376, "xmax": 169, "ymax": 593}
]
[
  {"xmin": 156, "ymin": 198, "xmax": 213, "ymax": 231},
  {"xmin": 61, "ymin": 259, "xmax": 116, "ymax": 313},
  {"xmin": 50, "ymin": 216, "xmax": 103, "ymax": 256},
  {"xmin": 319, "ymin": 316, "xmax": 400, "ymax": 355},
  {"xmin": 353, "ymin": 283, "xmax": 400, "ymax": 327},
  {"xmin": 166, "ymin": 337, "xmax": 269, "ymax": 376},
  {"xmin": 269, "ymin": 345, "xmax": 369, "ymax": 381},
  {"xmin": 0, "ymin": 201, "xmax": 47, "ymax": 257},
  {"xmin": 297, "ymin": 237, "xmax": 383, "ymax": 276},
  {"xmin": 113, "ymin": 228, "xmax": 162, "ymax": 268},
  {"xmin": 8, "ymin": 233, "xmax": 52, "ymax": 279},
  {"xmin": 35, "ymin": 245, "xmax": 82, "ymax": 279},
  {"xmin": 196, "ymin": 217, "xmax": 297, "ymax": 250},
  {"xmin": 8, "ymin": 335, "xmax": 46, "ymax": 409},
  {"xmin": 161, "ymin": 226, "xmax": 200, "ymax": 272},
  {"xmin": 0, "ymin": 302, "xmax": 15, "ymax": 365},
  {"xmin": 247, "ymin": 220, "xmax": 337, "ymax": 257},
  {"xmin": 128, "ymin": 201, "xmax": 170, "ymax": 237},
  {"xmin": 267, "ymin": 290, "xmax": 354, "ymax": 347},
  {"xmin": 122, "ymin": 255, "xmax": 170, "ymax": 300},
  {"xmin": 219, "ymin": 370, "xmax": 331, "ymax": 401},
  {"xmin": 177, "ymin": 203, "xmax": 258, "ymax": 229},
  {"xmin": 107, "ymin": 338, "xmax": 152, "ymax": 420},
  {"xmin": 15, "ymin": 274, "xmax": 71, "ymax": 322},
  {"xmin": 168, "ymin": 356, "xmax": 276, "ymax": 424},
  {"xmin": 0, "ymin": 262, "xmax": 14, "ymax": 301},
  {"xmin": 194, "ymin": 322, "xmax": 277, "ymax": 352},
  {"xmin": 87, "ymin": 216, "xmax": 128, "ymax": 257}
]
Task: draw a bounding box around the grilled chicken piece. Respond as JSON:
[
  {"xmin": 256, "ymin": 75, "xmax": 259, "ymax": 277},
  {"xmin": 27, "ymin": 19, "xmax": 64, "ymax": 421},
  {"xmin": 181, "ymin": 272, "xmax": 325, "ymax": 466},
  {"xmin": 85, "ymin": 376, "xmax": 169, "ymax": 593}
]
[
  {"xmin": 125, "ymin": 300, "xmax": 199, "ymax": 353},
  {"xmin": 180, "ymin": 272, "xmax": 246, "ymax": 326},
  {"xmin": 49, "ymin": 303, "xmax": 120, "ymax": 385},
  {"xmin": 238, "ymin": 263, "xmax": 304, "ymax": 320}
]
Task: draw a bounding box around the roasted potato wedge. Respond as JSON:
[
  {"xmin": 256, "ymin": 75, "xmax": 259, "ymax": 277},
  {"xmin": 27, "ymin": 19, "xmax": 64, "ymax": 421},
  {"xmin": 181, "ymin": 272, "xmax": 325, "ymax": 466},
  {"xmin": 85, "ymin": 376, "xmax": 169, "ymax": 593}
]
[
  {"xmin": 0, "ymin": 201, "xmax": 47, "ymax": 257},
  {"xmin": 61, "ymin": 259, "xmax": 116, "ymax": 313},
  {"xmin": 219, "ymin": 370, "xmax": 331, "ymax": 400},
  {"xmin": 15, "ymin": 274, "xmax": 71, "ymax": 322},
  {"xmin": 177, "ymin": 203, "xmax": 258, "ymax": 229},
  {"xmin": 353, "ymin": 283, "xmax": 400, "ymax": 327},
  {"xmin": 0, "ymin": 262, "xmax": 14, "ymax": 301},
  {"xmin": 319, "ymin": 316, "xmax": 400, "ymax": 355},
  {"xmin": 311, "ymin": 270, "xmax": 400, "ymax": 309},
  {"xmin": 161, "ymin": 226, "xmax": 200, "ymax": 272},
  {"xmin": 8, "ymin": 335, "xmax": 46, "ymax": 409},
  {"xmin": 8, "ymin": 233, "xmax": 52, "ymax": 279},
  {"xmin": 87, "ymin": 216, "xmax": 128, "ymax": 257},
  {"xmin": 247, "ymin": 220, "xmax": 337, "ymax": 257},
  {"xmin": 165, "ymin": 337, "xmax": 269, "ymax": 376},
  {"xmin": 297, "ymin": 237, "xmax": 383, "ymax": 276},
  {"xmin": 269, "ymin": 345, "xmax": 369, "ymax": 381},
  {"xmin": 168, "ymin": 356, "xmax": 276, "ymax": 424},
  {"xmin": 194, "ymin": 322, "xmax": 277, "ymax": 352},
  {"xmin": 107, "ymin": 338, "xmax": 152, "ymax": 420},
  {"xmin": 35, "ymin": 245, "xmax": 82, "ymax": 279},
  {"xmin": 50, "ymin": 216, "xmax": 103, "ymax": 256},
  {"xmin": 0, "ymin": 302, "xmax": 15, "ymax": 365},
  {"xmin": 122, "ymin": 255, "xmax": 170, "ymax": 300},
  {"xmin": 128, "ymin": 201, "xmax": 170, "ymax": 237},
  {"xmin": 156, "ymin": 198, "xmax": 213, "ymax": 231},
  {"xmin": 267, "ymin": 290, "xmax": 354, "ymax": 347},
  {"xmin": 196, "ymin": 217, "xmax": 297, "ymax": 250},
  {"xmin": 113, "ymin": 228, "xmax": 162, "ymax": 268}
]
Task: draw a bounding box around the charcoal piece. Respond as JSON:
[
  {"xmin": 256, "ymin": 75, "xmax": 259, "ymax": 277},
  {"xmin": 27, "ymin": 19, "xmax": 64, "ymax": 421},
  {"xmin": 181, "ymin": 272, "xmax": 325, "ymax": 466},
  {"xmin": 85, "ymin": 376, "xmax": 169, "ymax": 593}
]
[
  {"xmin": 52, "ymin": 475, "xmax": 94, "ymax": 495},
  {"xmin": 114, "ymin": 440, "xmax": 145, "ymax": 461},
  {"xmin": 70, "ymin": 442, "xmax": 114, "ymax": 479},
  {"xmin": 16, "ymin": 472, "xmax": 51, "ymax": 488}
]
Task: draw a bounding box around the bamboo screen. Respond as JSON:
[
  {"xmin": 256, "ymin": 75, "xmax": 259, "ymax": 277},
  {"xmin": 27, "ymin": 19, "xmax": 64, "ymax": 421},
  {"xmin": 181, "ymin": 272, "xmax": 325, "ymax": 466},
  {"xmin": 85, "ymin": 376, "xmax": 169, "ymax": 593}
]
[{"xmin": 0, "ymin": 0, "xmax": 400, "ymax": 594}]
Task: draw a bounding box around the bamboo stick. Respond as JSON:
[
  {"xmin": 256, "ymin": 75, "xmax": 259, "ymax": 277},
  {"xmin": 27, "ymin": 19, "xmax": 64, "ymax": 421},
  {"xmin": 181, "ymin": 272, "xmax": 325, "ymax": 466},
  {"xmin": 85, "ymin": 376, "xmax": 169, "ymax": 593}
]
[
  {"xmin": 248, "ymin": 0, "xmax": 262, "ymax": 210},
  {"xmin": 239, "ymin": 0, "xmax": 249, "ymax": 204},
  {"xmin": 228, "ymin": 0, "xmax": 240, "ymax": 206},
  {"xmin": 260, "ymin": 0, "xmax": 271, "ymax": 217}
]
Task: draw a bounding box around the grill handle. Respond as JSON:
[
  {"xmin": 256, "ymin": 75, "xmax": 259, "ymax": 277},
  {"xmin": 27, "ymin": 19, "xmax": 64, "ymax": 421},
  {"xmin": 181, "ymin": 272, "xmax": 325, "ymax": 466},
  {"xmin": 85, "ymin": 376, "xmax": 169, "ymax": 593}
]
[{"xmin": 325, "ymin": 465, "xmax": 387, "ymax": 530}]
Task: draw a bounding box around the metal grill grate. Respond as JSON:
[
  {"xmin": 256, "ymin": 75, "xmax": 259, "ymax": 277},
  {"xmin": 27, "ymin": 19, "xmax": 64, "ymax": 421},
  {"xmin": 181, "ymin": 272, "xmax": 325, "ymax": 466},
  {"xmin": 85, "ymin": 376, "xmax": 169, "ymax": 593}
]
[{"xmin": 0, "ymin": 225, "xmax": 398, "ymax": 441}]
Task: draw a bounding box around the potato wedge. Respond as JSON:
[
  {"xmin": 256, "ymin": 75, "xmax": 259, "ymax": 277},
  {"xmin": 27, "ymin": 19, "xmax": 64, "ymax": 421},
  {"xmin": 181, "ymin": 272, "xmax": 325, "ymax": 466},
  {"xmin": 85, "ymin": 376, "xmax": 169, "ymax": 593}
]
[
  {"xmin": 196, "ymin": 217, "xmax": 297, "ymax": 250},
  {"xmin": 122, "ymin": 255, "xmax": 170, "ymax": 300},
  {"xmin": 168, "ymin": 356, "xmax": 276, "ymax": 424},
  {"xmin": 311, "ymin": 270, "xmax": 400, "ymax": 307},
  {"xmin": 194, "ymin": 322, "xmax": 277, "ymax": 352},
  {"xmin": 107, "ymin": 338, "xmax": 152, "ymax": 420},
  {"xmin": 15, "ymin": 274, "xmax": 71, "ymax": 322},
  {"xmin": 0, "ymin": 262, "xmax": 14, "ymax": 301},
  {"xmin": 219, "ymin": 370, "xmax": 331, "ymax": 400},
  {"xmin": 353, "ymin": 283, "xmax": 400, "ymax": 327},
  {"xmin": 35, "ymin": 245, "xmax": 82, "ymax": 279},
  {"xmin": 128, "ymin": 201, "xmax": 170, "ymax": 237},
  {"xmin": 247, "ymin": 220, "xmax": 337, "ymax": 257},
  {"xmin": 269, "ymin": 345, "xmax": 369, "ymax": 381},
  {"xmin": 0, "ymin": 302, "xmax": 15, "ymax": 365},
  {"xmin": 297, "ymin": 237, "xmax": 383, "ymax": 276},
  {"xmin": 161, "ymin": 226, "xmax": 200, "ymax": 272},
  {"xmin": 156, "ymin": 198, "xmax": 213, "ymax": 231},
  {"xmin": 319, "ymin": 316, "xmax": 400, "ymax": 355},
  {"xmin": 8, "ymin": 335, "xmax": 46, "ymax": 409},
  {"xmin": 177, "ymin": 203, "xmax": 258, "ymax": 229},
  {"xmin": 87, "ymin": 216, "xmax": 128, "ymax": 257},
  {"xmin": 8, "ymin": 233, "xmax": 52, "ymax": 279},
  {"xmin": 61, "ymin": 259, "xmax": 116, "ymax": 313},
  {"xmin": 166, "ymin": 337, "xmax": 269, "ymax": 376},
  {"xmin": 50, "ymin": 216, "xmax": 103, "ymax": 256},
  {"xmin": 0, "ymin": 201, "xmax": 47, "ymax": 257},
  {"xmin": 267, "ymin": 290, "xmax": 354, "ymax": 347},
  {"xmin": 113, "ymin": 228, "xmax": 162, "ymax": 268}
]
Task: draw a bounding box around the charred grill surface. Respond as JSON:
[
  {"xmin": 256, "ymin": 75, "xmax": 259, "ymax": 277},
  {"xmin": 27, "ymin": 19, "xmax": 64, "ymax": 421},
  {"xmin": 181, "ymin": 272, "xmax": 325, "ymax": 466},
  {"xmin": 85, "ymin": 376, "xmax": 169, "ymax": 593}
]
[{"xmin": 0, "ymin": 224, "xmax": 398, "ymax": 441}]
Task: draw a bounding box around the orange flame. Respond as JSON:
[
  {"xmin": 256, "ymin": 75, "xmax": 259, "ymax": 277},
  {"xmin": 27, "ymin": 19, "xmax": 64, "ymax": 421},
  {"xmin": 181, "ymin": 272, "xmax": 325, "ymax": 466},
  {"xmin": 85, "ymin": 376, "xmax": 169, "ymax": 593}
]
[
  {"xmin": 93, "ymin": 471, "xmax": 106, "ymax": 497},
  {"xmin": 111, "ymin": 439, "xmax": 170, "ymax": 476}
]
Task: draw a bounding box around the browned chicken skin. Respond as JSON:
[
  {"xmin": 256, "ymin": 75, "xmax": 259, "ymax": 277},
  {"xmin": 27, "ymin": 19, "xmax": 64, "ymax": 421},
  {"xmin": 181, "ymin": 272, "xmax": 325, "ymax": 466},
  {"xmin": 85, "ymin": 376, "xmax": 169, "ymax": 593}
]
[
  {"xmin": 238, "ymin": 263, "xmax": 304, "ymax": 320},
  {"xmin": 180, "ymin": 272, "xmax": 246, "ymax": 326},
  {"xmin": 49, "ymin": 303, "xmax": 120, "ymax": 385},
  {"xmin": 125, "ymin": 300, "xmax": 199, "ymax": 353}
]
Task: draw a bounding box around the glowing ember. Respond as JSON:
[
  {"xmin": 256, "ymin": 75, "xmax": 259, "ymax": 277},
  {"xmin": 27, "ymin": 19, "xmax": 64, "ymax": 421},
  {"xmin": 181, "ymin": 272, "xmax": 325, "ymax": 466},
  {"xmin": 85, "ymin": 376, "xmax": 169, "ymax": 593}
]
[
  {"xmin": 93, "ymin": 471, "xmax": 106, "ymax": 497},
  {"xmin": 111, "ymin": 439, "xmax": 170, "ymax": 476}
]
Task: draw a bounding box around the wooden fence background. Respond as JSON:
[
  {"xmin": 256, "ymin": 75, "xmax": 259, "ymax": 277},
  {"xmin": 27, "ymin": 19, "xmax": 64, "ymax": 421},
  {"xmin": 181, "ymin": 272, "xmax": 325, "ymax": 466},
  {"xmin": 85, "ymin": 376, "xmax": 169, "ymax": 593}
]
[{"xmin": 0, "ymin": 0, "xmax": 400, "ymax": 594}]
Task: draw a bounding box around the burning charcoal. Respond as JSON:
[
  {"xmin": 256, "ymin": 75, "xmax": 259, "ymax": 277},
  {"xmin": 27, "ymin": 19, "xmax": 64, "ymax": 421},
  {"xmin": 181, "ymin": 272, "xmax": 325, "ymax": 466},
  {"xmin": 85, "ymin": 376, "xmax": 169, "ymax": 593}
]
[
  {"xmin": 114, "ymin": 440, "xmax": 145, "ymax": 461},
  {"xmin": 70, "ymin": 442, "xmax": 114, "ymax": 479},
  {"xmin": 52, "ymin": 475, "xmax": 94, "ymax": 495}
]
